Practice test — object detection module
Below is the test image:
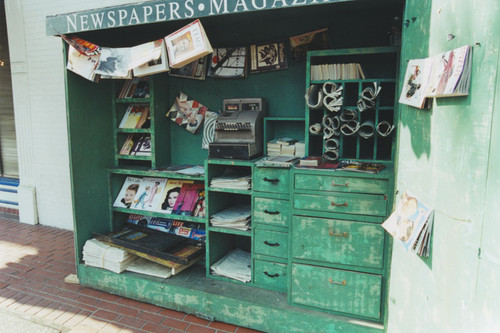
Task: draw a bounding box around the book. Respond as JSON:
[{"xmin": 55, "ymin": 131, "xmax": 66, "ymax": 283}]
[
  {"xmin": 259, "ymin": 155, "xmax": 299, "ymax": 167},
  {"xmin": 164, "ymin": 19, "xmax": 213, "ymax": 69},
  {"xmin": 135, "ymin": 106, "xmax": 150, "ymax": 129},
  {"xmin": 382, "ymin": 191, "xmax": 434, "ymax": 254},
  {"xmin": 119, "ymin": 134, "xmax": 136, "ymax": 155},
  {"xmin": 169, "ymin": 55, "xmax": 208, "ymax": 80},
  {"xmin": 131, "ymin": 77, "xmax": 150, "ymax": 98},
  {"xmin": 131, "ymin": 39, "xmax": 169, "ymax": 77},
  {"xmin": 298, "ymin": 156, "xmax": 322, "ymax": 167},
  {"xmin": 131, "ymin": 177, "xmax": 167, "ymax": 211},
  {"xmin": 113, "ymin": 176, "xmax": 142, "ymax": 208},
  {"xmin": 118, "ymin": 104, "xmax": 145, "ymax": 128},
  {"xmin": 207, "ymin": 47, "xmax": 248, "ymax": 78},
  {"xmin": 66, "ymin": 45, "xmax": 100, "ymax": 82},
  {"xmin": 276, "ymin": 137, "xmax": 298, "ymax": 146},
  {"xmin": 126, "ymin": 214, "xmax": 205, "ymax": 241},
  {"xmin": 250, "ymin": 41, "xmax": 288, "ymax": 73},
  {"xmin": 132, "ymin": 135, "xmax": 152, "ymax": 156},
  {"xmin": 155, "ymin": 179, "xmax": 194, "ymax": 214},
  {"xmin": 172, "ymin": 182, "xmax": 205, "ymax": 216},
  {"xmin": 289, "ymin": 28, "xmax": 330, "ymax": 60},
  {"xmin": 337, "ymin": 160, "xmax": 386, "ymax": 174},
  {"xmin": 166, "ymin": 91, "xmax": 207, "ymax": 134}
]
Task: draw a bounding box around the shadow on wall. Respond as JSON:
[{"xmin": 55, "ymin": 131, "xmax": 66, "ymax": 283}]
[{"xmin": 398, "ymin": 0, "xmax": 433, "ymax": 159}]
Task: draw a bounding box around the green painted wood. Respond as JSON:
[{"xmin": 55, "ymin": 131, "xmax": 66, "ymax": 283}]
[
  {"xmin": 291, "ymin": 263, "xmax": 382, "ymax": 320},
  {"xmin": 293, "ymin": 192, "xmax": 387, "ymax": 217},
  {"xmin": 253, "ymin": 197, "xmax": 290, "ymax": 227},
  {"xmin": 294, "ymin": 173, "xmax": 389, "ymax": 195},
  {"xmin": 291, "ymin": 216, "xmax": 385, "ymax": 269},
  {"xmin": 253, "ymin": 259, "xmax": 288, "ymax": 292},
  {"xmin": 254, "ymin": 228, "xmax": 288, "ymax": 259},
  {"xmin": 253, "ymin": 167, "xmax": 290, "ymax": 194}
]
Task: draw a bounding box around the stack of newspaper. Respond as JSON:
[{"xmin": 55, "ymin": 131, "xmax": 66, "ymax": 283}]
[
  {"xmin": 210, "ymin": 170, "xmax": 251, "ymax": 190},
  {"xmin": 210, "ymin": 248, "xmax": 251, "ymax": 283},
  {"xmin": 83, "ymin": 238, "xmax": 136, "ymax": 273},
  {"xmin": 210, "ymin": 204, "xmax": 251, "ymax": 231}
]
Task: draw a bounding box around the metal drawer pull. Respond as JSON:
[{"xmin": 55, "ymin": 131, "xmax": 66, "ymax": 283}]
[
  {"xmin": 263, "ymin": 177, "xmax": 280, "ymax": 184},
  {"xmin": 264, "ymin": 210, "xmax": 280, "ymax": 215},
  {"xmin": 329, "ymin": 278, "xmax": 346, "ymax": 285},
  {"xmin": 264, "ymin": 241, "xmax": 280, "ymax": 247},
  {"xmin": 331, "ymin": 180, "xmax": 349, "ymax": 187},
  {"xmin": 264, "ymin": 271, "xmax": 280, "ymax": 278},
  {"xmin": 330, "ymin": 201, "xmax": 348, "ymax": 207},
  {"xmin": 329, "ymin": 230, "xmax": 348, "ymax": 237}
]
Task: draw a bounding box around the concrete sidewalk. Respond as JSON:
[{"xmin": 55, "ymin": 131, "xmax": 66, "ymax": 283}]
[{"xmin": 0, "ymin": 216, "xmax": 259, "ymax": 333}]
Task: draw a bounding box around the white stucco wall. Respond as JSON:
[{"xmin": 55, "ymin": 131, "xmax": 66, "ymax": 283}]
[{"xmin": 4, "ymin": 0, "xmax": 134, "ymax": 229}]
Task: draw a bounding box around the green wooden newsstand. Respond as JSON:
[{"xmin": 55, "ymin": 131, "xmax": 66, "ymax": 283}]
[{"xmin": 47, "ymin": 1, "xmax": 403, "ymax": 331}]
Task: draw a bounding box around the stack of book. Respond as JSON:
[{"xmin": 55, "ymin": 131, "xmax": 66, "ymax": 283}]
[
  {"xmin": 83, "ymin": 238, "xmax": 136, "ymax": 273},
  {"xmin": 310, "ymin": 63, "xmax": 365, "ymax": 81},
  {"xmin": 210, "ymin": 248, "xmax": 251, "ymax": 283},
  {"xmin": 210, "ymin": 204, "xmax": 251, "ymax": 231},
  {"xmin": 267, "ymin": 138, "xmax": 305, "ymax": 157}
]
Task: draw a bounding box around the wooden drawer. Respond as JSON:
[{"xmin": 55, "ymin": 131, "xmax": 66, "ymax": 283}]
[
  {"xmin": 254, "ymin": 229, "xmax": 288, "ymax": 259},
  {"xmin": 253, "ymin": 167, "xmax": 290, "ymax": 194},
  {"xmin": 253, "ymin": 197, "xmax": 290, "ymax": 227},
  {"xmin": 291, "ymin": 263, "xmax": 382, "ymax": 319},
  {"xmin": 292, "ymin": 216, "xmax": 385, "ymax": 269},
  {"xmin": 294, "ymin": 173, "xmax": 388, "ymax": 195},
  {"xmin": 293, "ymin": 192, "xmax": 387, "ymax": 216},
  {"xmin": 253, "ymin": 259, "xmax": 287, "ymax": 291}
]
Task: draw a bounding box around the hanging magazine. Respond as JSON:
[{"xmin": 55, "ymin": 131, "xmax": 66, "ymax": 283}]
[{"xmin": 166, "ymin": 91, "xmax": 207, "ymax": 134}]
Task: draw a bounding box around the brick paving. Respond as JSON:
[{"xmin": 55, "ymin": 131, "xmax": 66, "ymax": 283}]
[{"xmin": 0, "ymin": 216, "xmax": 260, "ymax": 333}]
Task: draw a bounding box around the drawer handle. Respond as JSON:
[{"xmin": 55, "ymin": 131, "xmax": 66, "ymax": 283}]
[
  {"xmin": 329, "ymin": 230, "xmax": 348, "ymax": 237},
  {"xmin": 264, "ymin": 271, "xmax": 280, "ymax": 278},
  {"xmin": 330, "ymin": 201, "xmax": 348, "ymax": 207},
  {"xmin": 329, "ymin": 278, "xmax": 347, "ymax": 285},
  {"xmin": 263, "ymin": 177, "xmax": 280, "ymax": 184},
  {"xmin": 264, "ymin": 210, "xmax": 280, "ymax": 215},
  {"xmin": 331, "ymin": 180, "xmax": 349, "ymax": 187},
  {"xmin": 264, "ymin": 241, "xmax": 280, "ymax": 247}
]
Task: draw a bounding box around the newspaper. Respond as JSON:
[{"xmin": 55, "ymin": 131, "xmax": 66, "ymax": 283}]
[{"xmin": 210, "ymin": 248, "xmax": 251, "ymax": 283}]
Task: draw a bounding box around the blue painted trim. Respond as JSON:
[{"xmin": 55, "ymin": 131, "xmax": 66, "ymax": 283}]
[
  {"xmin": 0, "ymin": 188, "xmax": 17, "ymax": 193},
  {"xmin": 0, "ymin": 177, "xmax": 19, "ymax": 187},
  {"xmin": 0, "ymin": 200, "xmax": 18, "ymax": 206}
]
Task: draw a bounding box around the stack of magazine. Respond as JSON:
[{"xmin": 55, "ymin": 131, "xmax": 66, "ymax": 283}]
[
  {"xmin": 210, "ymin": 204, "xmax": 251, "ymax": 231},
  {"xmin": 210, "ymin": 248, "xmax": 251, "ymax": 283},
  {"xmin": 83, "ymin": 238, "xmax": 136, "ymax": 273},
  {"xmin": 210, "ymin": 170, "xmax": 251, "ymax": 190}
]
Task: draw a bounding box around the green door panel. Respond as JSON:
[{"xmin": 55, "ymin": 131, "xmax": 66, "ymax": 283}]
[
  {"xmin": 293, "ymin": 193, "xmax": 387, "ymax": 216},
  {"xmin": 291, "ymin": 263, "xmax": 382, "ymax": 319},
  {"xmin": 253, "ymin": 197, "xmax": 290, "ymax": 227},
  {"xmin": 253, "ymin": 167, "xmax": 290, "ymax": 194},
  {"xmin": 294, "ymin": 174, "xmax": 388, "ymax": 195},
  {"xmin": 254, "ymin": 229, "xmax": 289, "ymax": 258},
  {"xmin": 292, "ymin": 216, "xmax": 385, "ymax": 269},
  {"xmin": 254, "ymin": 259, "xmax": 288, "ymax": 291}
]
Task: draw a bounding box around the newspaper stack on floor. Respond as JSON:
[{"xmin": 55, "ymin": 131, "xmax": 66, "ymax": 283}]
[
  {"xmin": 125, "ymin": 257, "xmax": 173, "ymax": 279},
  {"xmin": 83, "ymin": 238, "xmax": 136, "ymax": 273},
  {"xmin": 210, "ymin": 169, "xmax": 251, "ymax": 190},
  {"xmin": 210, "ymin": 204, "xmax": 251, "ymax": 230},
  {"xmin": 210, "ymin": 248, "xmax": 251, "ymax": 283}
]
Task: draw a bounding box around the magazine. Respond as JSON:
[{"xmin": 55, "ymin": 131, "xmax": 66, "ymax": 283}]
[
  {"xmin": 113, "ymin": 176, "xmax": 142, "ymax": 208},
  {"xmin": 166, "ymin": 91, "xmax": 208, "ymax": 134},
  {"xmin": 381, "ymin": 191, "xmax": 434, "ymax": 254},
  {"xmin": 66, "ymin": 45, "xmax": 100, "ymax": 82},
  {"xmin": 155, "ymin": 179, "xmax": 194, "ymax": 214},
  {"xmin": 207, "ymin": 47, "xmax": 248, "ymax": 78},
  {"xmin": 337, "ymin": 160, "xmax": 385, "ymax": 174},
  {"xmin": 132, "ymin": 39, "xmax": 169, "ymax": 77},
  {"xmin": 164, "ymin": 19, "xmax": 213, "ymax": 68},
  {"xmin": 399, "ymin": 58, "xmax": 433, "ymax": 109},
  {"xmin": 250, "ymin": 41, "xmax": 288, "ymax": 73},
  {"xmin": 131, "ymin": 178, "xmax": 168, "ymax": 211},
  {"xmin": 169, "ymin": 55, "xmax": 208, "ymax": 80},
  {"xmin": 95, "ymin": 47, "xmax": 131, "ymax": 79}
]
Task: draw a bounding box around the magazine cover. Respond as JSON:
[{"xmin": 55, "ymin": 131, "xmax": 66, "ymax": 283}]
[
  {"xmin": 66, "ymin": 45, "xmax": 100, "ymax": 82},
  {"xmin": 166, "ymin": 91, "xmax": 208, "ymax": 134},
  {"xmin": 95, "ymin": 47, "xmax": 131, "ymax": 78},
  {"xmin": 399, "ymin": 58, "xmax": 433, "ymax": 109},
  {"xmin": 131, "ymin": 177, "xmax": 167, "ymax": 211},
  {"xmin": 289, "ymin": 28, "xmax": 330, "ymax": 60},
  {"xmin": 132, "ymin": 39, "xmax": 169, "ymax": 77},
  {"xmin": 169, "ymin": 55, "xmax": 208, "ymax": 80},
  {"xmin": 207, "ymin": 47, "xmax": 247, "ymax": 78},
  {"xmin": 113, "ymin": 176, "xmax": 142, "ymax": 208},
  {"xmin": 250, "ymin": 41, "xmax": 288, "ymax": 73},
  {"xmin": 172, "ymin": 183, "xmax": 205, "ymax": 216},
  {"xmin": 381, "ymin": 191, "xmax": 434, "ymax": 250},
  {"xmin": 155, "ymin": 179, "xmax": 194, "ymax": 214}
]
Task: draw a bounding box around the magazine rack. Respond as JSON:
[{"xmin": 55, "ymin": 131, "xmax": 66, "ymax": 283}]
[{"xmin": 60, "ymin": 2, "xmax": 402, "ymax": 332}]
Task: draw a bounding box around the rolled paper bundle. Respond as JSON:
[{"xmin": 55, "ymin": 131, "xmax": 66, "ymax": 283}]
[
  {"xmin": 358, "ymin": 120, "xmax": 375, "ymax": 139},
  {"xmin": 332, "ymin": 115, "xmax": 341, "ymax": 131},
  {"xmin": 322, "ymin": 82, "xmax": 343, "ymax": 97},
  {"xmin": 377, "ymin": 120, "xmax": 396, "ymax": 137},
  {"xmin": 323, "ymin": 149, "xmax": 339, "ymax": 161},
  {"xmin": 357, "ymin": 82, "xmax": 382, "ymax": 112},
  {"xmin": 305, "ymin": 84, "xmax": 324, "ymax": 109},
  {"xmin": 324, "ymin": 137, "xmax": 340, "ymax": 150},
  {"xmin": 340, "ymin": 120, "xmax": 360, "ymax": 136},
  {"xmin": 322, "ymin": 115, "xmax": 340, "ymax": 139},
  {"xmin": 340, "ymin": 108, "xmax": 358, "ymax": 122},
  {"xmin": 309, "ymin": 123, "xmax": 323, "ymax": 135},
  {"xmin": 323, "ymin": 95, "xmax": 343, "ymax": 112}
]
